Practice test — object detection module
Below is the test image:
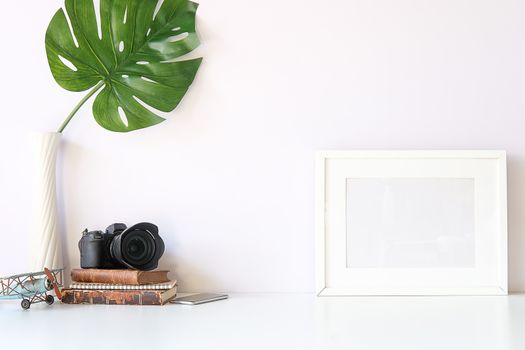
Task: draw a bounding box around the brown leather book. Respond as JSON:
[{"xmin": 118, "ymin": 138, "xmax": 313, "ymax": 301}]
[
  {"xmin": 71, "ymin": 269, "xmax": 169, "ymax": 285},
  {"xmin": 60, "ymin": 286, "xmax": 177, "ymax": 305}
]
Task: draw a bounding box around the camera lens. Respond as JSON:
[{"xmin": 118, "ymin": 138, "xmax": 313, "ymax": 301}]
[
  {"xmin": 122, "ymin": 231, "xmax": 155, "ymax": 266},
  {"xmin": 110, "ymin": 222, "xmax": 165, "ymax": 270}
]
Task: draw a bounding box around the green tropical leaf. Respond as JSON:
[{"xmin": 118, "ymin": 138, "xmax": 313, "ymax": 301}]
[{"xmin": 45, "ymin": 0, "xmax": 202, "ymax": 132}]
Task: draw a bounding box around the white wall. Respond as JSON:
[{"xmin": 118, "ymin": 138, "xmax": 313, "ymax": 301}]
[{"xmin": 1, "ymin": 0, "xmax": 525, "ymax": 292}]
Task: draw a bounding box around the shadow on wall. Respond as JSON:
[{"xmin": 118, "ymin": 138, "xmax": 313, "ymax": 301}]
[
  {"xmin": 159, "ymin": 253, "xmax": 222, "ymax": 293},
  {"xmin": 56, "ymin": 136, "xmax": 70, "ymax": 282},
  {"xmin": 506, "ymin": 156, "xmax": 525, "ymax": 291}
]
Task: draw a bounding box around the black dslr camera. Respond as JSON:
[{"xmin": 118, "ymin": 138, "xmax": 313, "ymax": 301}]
[{"xmin": 79, "ymin": 222, "xmax": 165, "ymax": 271}]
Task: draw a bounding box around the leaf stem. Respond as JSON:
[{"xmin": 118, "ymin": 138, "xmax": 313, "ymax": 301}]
[{"xmin": 57, "ymin": 81, "xmax": 105, "ymax": 133}]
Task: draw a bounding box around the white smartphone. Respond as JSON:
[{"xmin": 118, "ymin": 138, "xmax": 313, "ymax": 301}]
[{"xmin": 171, "ymin": 293, "xmax": 229, "ymax": 305}]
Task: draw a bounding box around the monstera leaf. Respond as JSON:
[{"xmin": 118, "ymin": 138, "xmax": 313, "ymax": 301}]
[{"xmin": 46, "ymin": 0, "xmax": 202, "ymax": 132}]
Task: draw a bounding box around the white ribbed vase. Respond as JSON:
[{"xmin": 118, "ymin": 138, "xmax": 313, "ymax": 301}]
[{"xmin": 30, "ymin": 132, "xmax": 63, "ymax": 270}]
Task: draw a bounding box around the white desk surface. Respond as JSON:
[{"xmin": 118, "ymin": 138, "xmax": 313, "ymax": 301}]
[{"xmin": 1, "ymin": 293, "xmax": 524, "ymax": 350}]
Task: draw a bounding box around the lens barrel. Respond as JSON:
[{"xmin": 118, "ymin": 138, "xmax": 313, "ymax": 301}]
[{"xmin": 110, "ymin": 222, "xmax": 165, "ymax": 270}]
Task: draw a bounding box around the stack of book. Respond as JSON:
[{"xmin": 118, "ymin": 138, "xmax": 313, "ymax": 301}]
[{"xmin": 61, "ymin": 269, "xmax": 177, "ymax": 305}]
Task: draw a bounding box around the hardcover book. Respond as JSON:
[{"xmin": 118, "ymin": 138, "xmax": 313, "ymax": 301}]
[
  {"xmin": 61, "ymin": 285, "xmax": 177, "ymax": 305},
  {"xmin": 71, "ymin": 269, "xmax": 169, "ymax": 285}
]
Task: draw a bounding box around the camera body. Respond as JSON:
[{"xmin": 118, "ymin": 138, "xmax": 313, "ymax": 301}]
[{"xmin": 79, "ymin": 222, "xmax": 165, "ymax": 271}]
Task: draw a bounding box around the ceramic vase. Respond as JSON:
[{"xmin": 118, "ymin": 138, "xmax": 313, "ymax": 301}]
[{"xmin": 30, "ymin": 132, "xmax": 63, "ymax": 270}]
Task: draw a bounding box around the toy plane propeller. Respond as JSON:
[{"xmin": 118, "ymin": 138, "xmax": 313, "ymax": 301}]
[
  {"xmin": 0, "ymin": 268, "xmax": 64, "ymax": 309},
  {"xmin": 43, "ymin": 267, "xmax": 63, "ymax": 300}
]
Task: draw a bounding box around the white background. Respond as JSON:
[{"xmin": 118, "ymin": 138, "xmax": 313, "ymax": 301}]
[
  {"xmin": 346, "ymin": 178, "xmax": 475, "ymax": 268},
  {"xmin": 0, "ymin": 0, "xmax": 524, "ymax": 292}
]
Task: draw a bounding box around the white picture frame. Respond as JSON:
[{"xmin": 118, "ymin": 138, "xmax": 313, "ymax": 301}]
[{"xmin": 315, "ymin": 151, "xmax": 507, "ymax": 296}]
